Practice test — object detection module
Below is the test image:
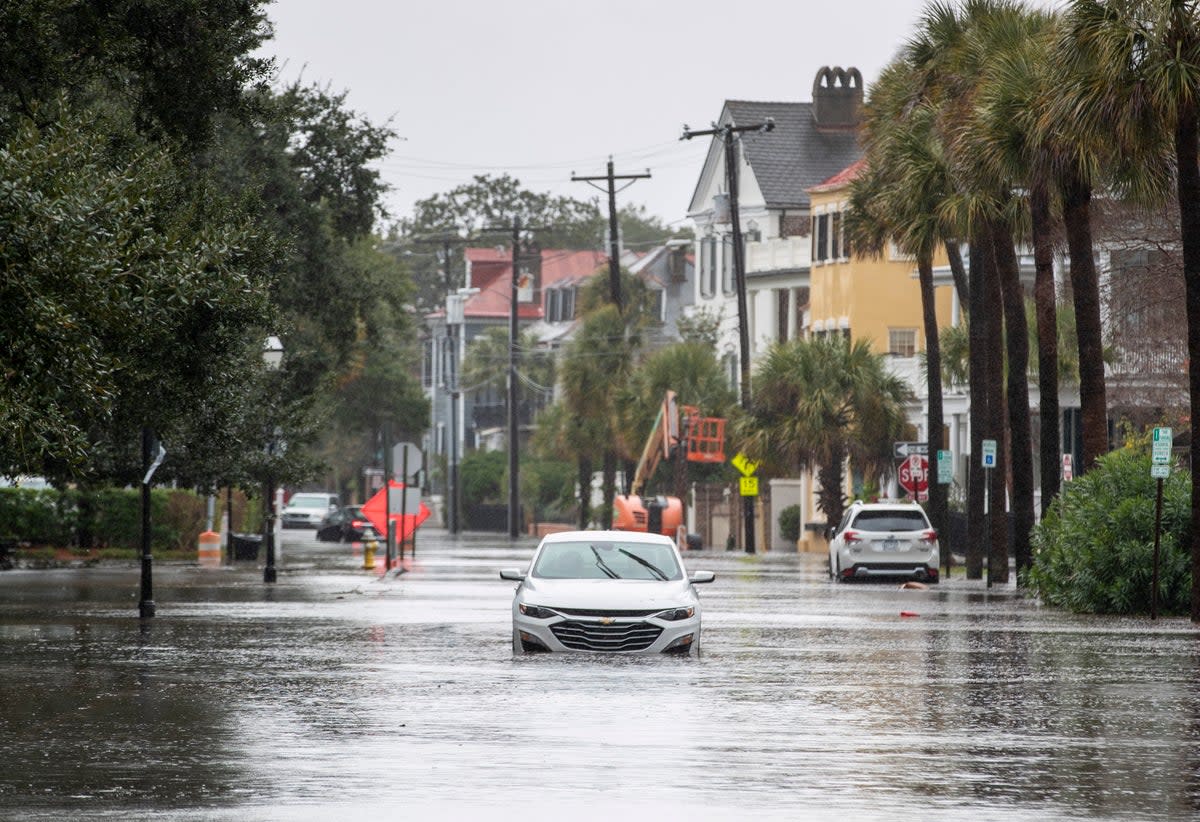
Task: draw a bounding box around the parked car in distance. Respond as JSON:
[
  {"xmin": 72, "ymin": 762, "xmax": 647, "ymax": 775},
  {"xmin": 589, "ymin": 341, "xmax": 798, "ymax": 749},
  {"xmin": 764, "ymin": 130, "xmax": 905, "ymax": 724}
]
[
  {"xmin": 281, "ymin": 492, "xmax": 340, "ymax": 529},
  {"xmin": 316, "ymin": 505, "xmax": 378, "ymax": 543},
  {"xmin": 498, "ymin": 530, "xmax": 715, "ymax": 655},
  {"xmin": 828, "ymin": 500, "xmax": 940, "ymax": 583}
]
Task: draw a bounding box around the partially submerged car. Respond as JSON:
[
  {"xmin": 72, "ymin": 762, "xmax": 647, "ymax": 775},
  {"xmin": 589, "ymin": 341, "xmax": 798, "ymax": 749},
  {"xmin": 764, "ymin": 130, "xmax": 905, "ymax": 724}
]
[
  {"xmin": 499, "ymin": 530, "xmax": 715, "ymax": 655},
  {"xmin": 828, "ymin": 500, "xmax": 940, "ymax": 583}
]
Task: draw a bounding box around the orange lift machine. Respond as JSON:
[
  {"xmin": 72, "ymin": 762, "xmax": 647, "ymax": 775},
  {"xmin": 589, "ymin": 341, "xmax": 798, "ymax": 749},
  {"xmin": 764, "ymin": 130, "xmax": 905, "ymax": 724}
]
[{"xmin": 613, "ymin": 390, "xmax": 725, "ymax": 538}]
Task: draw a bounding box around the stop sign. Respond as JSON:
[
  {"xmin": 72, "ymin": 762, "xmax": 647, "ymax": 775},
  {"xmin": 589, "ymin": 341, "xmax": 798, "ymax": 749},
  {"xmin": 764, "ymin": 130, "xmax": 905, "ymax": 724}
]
[{"xmin": 898, "ymin": 454, "xmax": 929, "ymax": 498}]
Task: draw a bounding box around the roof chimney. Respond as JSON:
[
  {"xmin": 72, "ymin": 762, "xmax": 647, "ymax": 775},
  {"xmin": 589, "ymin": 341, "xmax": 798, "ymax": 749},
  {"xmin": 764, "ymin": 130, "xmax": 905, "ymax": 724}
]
[{"xmin": 812, "ymin": 66, "xmax": 863, "ymax": 132}]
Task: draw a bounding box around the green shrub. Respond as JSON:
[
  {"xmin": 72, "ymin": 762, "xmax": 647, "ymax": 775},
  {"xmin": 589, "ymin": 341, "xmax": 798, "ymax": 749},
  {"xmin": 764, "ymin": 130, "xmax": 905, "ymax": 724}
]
[
  {"xmin": 778, "ymin": 504, "xmax": 802, "ymax": 543},
  {"xmin": 460, "ymin": 450, "xmax": 508, "ymax": 507},
  {"xmin": 0, "ymin": 486, "xmax": 206, "ymax": 552},
  {"xmin": 1027, "ymin": 448, "xmax": 1191, "ymax": 615}
]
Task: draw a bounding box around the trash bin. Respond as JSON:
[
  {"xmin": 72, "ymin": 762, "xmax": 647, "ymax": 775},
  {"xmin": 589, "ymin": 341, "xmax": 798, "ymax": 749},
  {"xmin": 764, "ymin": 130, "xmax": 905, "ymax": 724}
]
[{"xmin": 231, "ymin": 533, "xmax": 262, "ymax": 561}]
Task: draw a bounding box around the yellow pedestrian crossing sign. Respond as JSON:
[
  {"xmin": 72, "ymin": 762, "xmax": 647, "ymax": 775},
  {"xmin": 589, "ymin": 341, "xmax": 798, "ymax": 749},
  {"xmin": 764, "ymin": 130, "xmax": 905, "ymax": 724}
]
[
  {"xmin": 740, "ymin": 476, "xmax": 759, "ymax": 497},
  {"xmin": 732, "ymin": 452, "xmax": 759, "ymax": 476}
]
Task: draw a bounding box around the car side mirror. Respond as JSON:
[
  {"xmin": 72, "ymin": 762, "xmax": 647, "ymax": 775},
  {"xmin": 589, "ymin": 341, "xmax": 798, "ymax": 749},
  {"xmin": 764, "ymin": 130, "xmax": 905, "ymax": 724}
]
[
  {"xmin": 499, "ymin": 569, "xmax": 526, "ymax": 582},
  {"xmin": 689, "ymin": 571, "xmax": 716, "ymax": 584}
]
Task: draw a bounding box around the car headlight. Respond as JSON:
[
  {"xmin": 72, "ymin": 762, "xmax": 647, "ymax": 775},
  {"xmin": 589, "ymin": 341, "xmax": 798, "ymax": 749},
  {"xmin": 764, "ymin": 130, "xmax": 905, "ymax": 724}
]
[
  {"xmin": 657, "ymin": 606, "xmax": 695, "ymax": 621},
  {"xmin": 518, "ymin": 603, "xmax": 555, "ymax": 619}
]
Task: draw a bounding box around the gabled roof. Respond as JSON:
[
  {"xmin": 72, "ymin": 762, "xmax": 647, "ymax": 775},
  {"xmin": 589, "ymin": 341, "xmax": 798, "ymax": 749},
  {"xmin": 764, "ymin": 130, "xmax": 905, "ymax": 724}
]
[
  {"xmin": 809, "ymin": 158, "xmax": 867, "ymax": 194},
  {"xmin": 689, "ymin": 100, "xmax": 863, "ymax": 213},
  {"xmin": 459, "ymin": 248, "xmax": 608, "ymax": 321}
]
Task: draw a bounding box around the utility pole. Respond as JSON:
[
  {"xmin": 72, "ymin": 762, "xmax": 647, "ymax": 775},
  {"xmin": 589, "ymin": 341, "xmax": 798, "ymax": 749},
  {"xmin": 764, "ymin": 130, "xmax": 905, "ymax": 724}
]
[
  {"xmin": 682, "ymin": 117, "xmax": 774, "ymax": 554},
  {"xmin": 416, "ymin": 232, "xmax": 470, "ymax": 535},
  {"xmin": 571, "ymin": 159, "xmax": 651, "ymax": 309},
  {"xmin": 479, "ymin": 218, "xmax": 540, "ymax": 539}
]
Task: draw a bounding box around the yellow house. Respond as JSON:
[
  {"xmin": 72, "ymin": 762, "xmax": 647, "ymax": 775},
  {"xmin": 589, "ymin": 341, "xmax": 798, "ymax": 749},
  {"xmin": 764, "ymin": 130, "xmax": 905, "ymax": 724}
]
[{"xmin": 797, "ymin": 159, "xmax": 957, "ymax": 552}]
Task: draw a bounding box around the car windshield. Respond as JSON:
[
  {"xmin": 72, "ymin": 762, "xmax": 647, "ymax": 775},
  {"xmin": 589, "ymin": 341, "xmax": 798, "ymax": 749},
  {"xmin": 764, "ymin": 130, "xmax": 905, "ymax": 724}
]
[
  {"xmin": 852, "ymin": 510, "xmax": 929, "ymax": 532},
  {"xmin": 532, "ymin": 540, "xmax": 683, "ymax": 581},
  {"xmin": 289, "ymin": 495, "xmax": 330, "ymax": 509}
]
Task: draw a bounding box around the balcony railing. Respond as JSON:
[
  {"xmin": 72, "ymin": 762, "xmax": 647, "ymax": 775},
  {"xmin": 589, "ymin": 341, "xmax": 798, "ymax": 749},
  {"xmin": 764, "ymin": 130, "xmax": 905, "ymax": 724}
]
[{"xmin": 745, "ymin": 236, "xmax": 811, "ymax": 276}]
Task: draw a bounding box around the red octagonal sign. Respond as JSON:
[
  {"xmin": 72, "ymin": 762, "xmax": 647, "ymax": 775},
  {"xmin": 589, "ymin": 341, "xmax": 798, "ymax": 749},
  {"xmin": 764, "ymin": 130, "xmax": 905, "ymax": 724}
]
[{"xmin": 898, "ymin": 454, "xmax": 929, "ymax": 499}]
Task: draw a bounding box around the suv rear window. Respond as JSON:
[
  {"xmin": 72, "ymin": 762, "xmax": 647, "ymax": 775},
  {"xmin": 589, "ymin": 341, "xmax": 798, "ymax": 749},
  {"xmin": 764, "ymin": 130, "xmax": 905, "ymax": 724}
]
[{"xmin": 851, "ymin": 510, "xmax": 929, "ymax": 532}]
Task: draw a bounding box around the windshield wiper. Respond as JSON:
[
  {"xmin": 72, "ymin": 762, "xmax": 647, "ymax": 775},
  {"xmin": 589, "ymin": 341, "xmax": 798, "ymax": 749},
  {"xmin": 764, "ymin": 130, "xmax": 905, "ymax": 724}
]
[
  {"xmin": 590, "ymin": 545, "xmax": 620, "ymax": 579},
  {"xmin": 617, "ymin": 548, "xmax": 669, "ymax": 580}
]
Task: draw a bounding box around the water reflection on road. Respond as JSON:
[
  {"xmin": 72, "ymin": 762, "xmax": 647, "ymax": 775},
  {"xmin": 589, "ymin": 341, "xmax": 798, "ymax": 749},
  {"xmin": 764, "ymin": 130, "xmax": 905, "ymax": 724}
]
[{"xmin": 1, "ymin": 530, "xmax": 1198, "ymax": 821}]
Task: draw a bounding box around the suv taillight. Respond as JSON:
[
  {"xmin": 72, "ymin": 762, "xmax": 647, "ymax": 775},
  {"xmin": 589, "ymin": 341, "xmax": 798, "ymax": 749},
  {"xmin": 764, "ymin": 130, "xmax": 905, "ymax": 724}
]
[
  {"xmin": 843, "ymin": 529, "xmax": 861, "ymax": 544},
  {"xmin": 919, "ymin": 529, "xmax": 938, "ymax": 543}
]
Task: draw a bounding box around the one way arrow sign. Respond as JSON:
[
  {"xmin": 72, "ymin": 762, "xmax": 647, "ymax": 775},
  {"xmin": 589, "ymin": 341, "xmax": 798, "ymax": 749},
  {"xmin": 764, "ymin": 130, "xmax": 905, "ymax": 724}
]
[{"xmin": 893, "ymin": 441, "xmax": 928, "ymax": 459}]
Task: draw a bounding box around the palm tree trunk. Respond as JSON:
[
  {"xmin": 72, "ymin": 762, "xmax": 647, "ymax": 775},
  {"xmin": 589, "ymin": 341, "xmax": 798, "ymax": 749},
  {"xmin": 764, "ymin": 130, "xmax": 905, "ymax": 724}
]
[
  {"xmin": 966, "ymin": 232, "xmax": 988, "ymax": 579},
  {"xmin": 984, "ymin": 223, "xmax": 1009, "ymax": 586},
  {"xmin": 1174, "ymin": 101, "xmax": 1200, "ymax": 623},
  {"xmin": 816, "ymin": 457, "xmax": 846, "ymax": 537},
  {"xmin": 1030, "ymin": 182, "xmax": 1061, "ymax": 514},
  {"xmin": 601, "ymin": 450, "xmax": 616, "ymax": 530},
  {"xmin": 992, "ymin": 218, "xmax": 1035, "ymax": 575},
  {"xmin": 577, "ymin": 456, "xmax": 592, "ymax": 529},
  {"xmin": 917, "ymin": 250, "xmax": 948, "ymax": 574},
  {"xmin": 944, "ymin": 239, "xmax": 969, "ymax": 310},
  {"xmin": 1061, "ymin": 169, "xmax": 1108, "ymax": 472}
]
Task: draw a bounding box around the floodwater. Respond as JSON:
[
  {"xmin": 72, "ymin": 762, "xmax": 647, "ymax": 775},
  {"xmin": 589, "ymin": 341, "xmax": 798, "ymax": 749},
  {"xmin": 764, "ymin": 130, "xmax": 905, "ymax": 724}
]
[{"xmin": 1, "ymin": 529, "xmax": 1198, "ymax": 821}]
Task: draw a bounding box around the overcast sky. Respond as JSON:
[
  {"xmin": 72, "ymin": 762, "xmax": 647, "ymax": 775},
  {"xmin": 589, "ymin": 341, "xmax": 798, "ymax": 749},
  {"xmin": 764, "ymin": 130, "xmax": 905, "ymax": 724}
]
[{"xmin": 258, "ymin": 0, "xmax": 1061, "ymax": 231}]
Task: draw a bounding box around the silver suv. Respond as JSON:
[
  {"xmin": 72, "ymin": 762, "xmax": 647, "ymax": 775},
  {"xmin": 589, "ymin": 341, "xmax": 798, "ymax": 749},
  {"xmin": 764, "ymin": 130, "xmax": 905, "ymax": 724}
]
[{"xmin": 828, "ymin": 500, "xmax": 940, "ymax": 583}]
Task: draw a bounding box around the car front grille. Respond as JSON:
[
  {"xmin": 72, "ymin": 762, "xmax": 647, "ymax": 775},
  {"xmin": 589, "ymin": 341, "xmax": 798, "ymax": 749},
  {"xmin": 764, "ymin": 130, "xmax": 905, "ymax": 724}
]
[{"xmin": 550, "ymin": 620, "xmax": 663, "ymax": 652}]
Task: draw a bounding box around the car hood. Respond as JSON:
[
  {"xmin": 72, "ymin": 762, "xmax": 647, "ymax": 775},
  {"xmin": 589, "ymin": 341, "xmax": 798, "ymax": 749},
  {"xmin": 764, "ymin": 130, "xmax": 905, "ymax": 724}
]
[{"xmin": 520, "ymin": 577, "xmax": 696, "ymax": 610}]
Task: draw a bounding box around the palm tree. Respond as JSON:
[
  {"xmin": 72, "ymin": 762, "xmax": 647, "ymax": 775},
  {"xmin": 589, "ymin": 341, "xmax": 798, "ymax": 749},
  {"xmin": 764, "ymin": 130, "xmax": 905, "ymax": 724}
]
[
  {"xmin": 903, "ymin": 0, "xmax": 1018, "ymax": 580},
  {"xmin": 847, "ymin": 81, "xmax": 951, "ymax": 575},
  {"xmin": 559, "ymin": 267, "xmax": 653, "ymax": 527},
  {"xmin": 1062, "ymin": 0, "xmax": 1200, "ymax": 620},
  {"xmin": 971, "ymin": 7, "xmax": 1063, "ymax": 519},
  {"xmin": 735, "ymin": 337, "xmax": 912, "ymax": 535}
]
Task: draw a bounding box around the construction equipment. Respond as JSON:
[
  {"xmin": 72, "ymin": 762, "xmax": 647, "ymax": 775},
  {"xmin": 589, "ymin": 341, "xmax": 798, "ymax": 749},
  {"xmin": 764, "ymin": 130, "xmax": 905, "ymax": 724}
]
[{"xmin": 614, "ymin": 391, "xmax": 726, "ymax": 540}]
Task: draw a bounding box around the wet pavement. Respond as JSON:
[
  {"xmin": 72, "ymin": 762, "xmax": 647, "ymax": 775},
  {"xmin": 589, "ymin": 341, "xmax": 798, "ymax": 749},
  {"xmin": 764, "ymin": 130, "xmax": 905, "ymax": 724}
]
[{"xmin": 1, "ymin": 528, "xmax": 1199, "ymax": 821}]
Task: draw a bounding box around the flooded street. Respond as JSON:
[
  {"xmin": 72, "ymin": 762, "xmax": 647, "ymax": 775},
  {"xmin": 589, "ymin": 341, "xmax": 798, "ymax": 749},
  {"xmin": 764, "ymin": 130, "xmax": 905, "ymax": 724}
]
[{"xmin": 2, "ymin": 530, "xmax": 1199, "ymax": 821}]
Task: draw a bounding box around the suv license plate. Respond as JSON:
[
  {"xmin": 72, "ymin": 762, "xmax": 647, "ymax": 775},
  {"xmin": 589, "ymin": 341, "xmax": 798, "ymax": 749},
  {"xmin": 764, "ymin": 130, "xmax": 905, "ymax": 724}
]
[{"xmin": 881, "ymin": 538, "xmax": 899, "ymax": 552}]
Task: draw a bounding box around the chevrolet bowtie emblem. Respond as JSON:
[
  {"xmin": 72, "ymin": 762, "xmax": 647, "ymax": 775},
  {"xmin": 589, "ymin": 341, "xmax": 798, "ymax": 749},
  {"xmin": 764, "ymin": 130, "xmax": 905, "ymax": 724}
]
[{"xmin": 599, "ymin": 617, "xmax": 614, "ymax": 625}]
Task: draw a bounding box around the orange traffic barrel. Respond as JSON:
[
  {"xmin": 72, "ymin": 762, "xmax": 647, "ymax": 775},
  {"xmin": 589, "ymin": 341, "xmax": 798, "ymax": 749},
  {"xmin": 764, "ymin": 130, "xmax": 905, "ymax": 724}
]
[{"xmin": 198, "ymin": 531, "xmax": 222, "ymax": 568}]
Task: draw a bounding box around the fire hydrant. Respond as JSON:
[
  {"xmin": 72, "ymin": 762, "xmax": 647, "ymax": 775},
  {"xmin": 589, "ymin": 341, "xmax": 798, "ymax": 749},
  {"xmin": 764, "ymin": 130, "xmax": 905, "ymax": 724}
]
[{"xmin": 363, "ymin": 536, "xmax": 377, "ymax": 570}]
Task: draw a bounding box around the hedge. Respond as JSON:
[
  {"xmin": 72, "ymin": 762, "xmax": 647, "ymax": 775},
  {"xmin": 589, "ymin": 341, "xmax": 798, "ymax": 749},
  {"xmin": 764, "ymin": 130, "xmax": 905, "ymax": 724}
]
[{"xmin": 0, "ymin": 487, "xmax": 249, "ymax": 552}]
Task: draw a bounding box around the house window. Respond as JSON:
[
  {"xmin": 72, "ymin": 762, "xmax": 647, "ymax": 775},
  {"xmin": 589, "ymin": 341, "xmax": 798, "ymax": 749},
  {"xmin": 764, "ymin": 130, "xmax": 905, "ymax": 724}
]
[
  {"xmin": 814, "ymin": 214, "xmax": 830, "ymax": 262},
  {"xmin": 776, "ymin": 289, "xmax": 789, "ymax": 342},
  {"xmin": 546, "ymin": 288, "xmax": 560, "ymax": 322},
  {"xmin": 650, "ymin": 289, "xmax": 665, "ymax": 323},
  {"xmin": 830, "ymin": 212, "xmax": 842, "ymax": 260},
  {"xmin": 721, "ymin": 237, "xmax": 734, "ymax": 295},
  {"xmin": 562, "ymin": 287, "xmax": 576, "ymax": 321},
  {"xmin": 889, "ymin": 328, "xmax": 918, "ymax": 357},
  {"xmin": 701, "ymin": 236, "xmax": 716, "ymax": 297}
]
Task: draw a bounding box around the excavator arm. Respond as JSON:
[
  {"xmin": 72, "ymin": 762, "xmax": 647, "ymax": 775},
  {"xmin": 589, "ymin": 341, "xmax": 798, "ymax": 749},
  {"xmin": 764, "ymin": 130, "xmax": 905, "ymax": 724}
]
[{"xmin": 629, "ymin": 391, "xmax": 679, "ymax": 497}]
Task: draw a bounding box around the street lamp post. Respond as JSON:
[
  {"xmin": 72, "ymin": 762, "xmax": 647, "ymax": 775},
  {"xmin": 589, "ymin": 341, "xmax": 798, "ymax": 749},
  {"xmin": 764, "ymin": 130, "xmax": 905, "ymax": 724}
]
[{"xmin": 262, "ymin": 335, "xmax": 283, "ymax": 584}]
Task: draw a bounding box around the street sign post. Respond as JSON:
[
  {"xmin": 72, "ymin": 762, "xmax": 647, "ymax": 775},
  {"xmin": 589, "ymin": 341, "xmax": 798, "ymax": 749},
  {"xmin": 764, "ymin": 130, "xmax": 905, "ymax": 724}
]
[
  {"xmin": 937, "ymin": 450, "xmax": 953, "ymax": 485},
  {"xmin": 739, "ymin": 476, "xmax": 759, "ymax": 497},
  {"xmin": 1150, "ymin": 427, "xmax": 1173, "ymax": 620},
  {"xmin": 1152, "ymin": 427, "xmax": 1173, "ymax": 465},
  {"xmin": 731, "ymin": 452, "xmax": 759, "ymax": 477},
  {"xmin": 894, "ymin": 441, "xmax": 928, "ymax": 460},
  {"xmin": 981, "ymin": 439, "xmax": 998, "ymax": 469},
  {"xmin": 898, "ymin": 453, "xmax": 928, "ymax": 500}
]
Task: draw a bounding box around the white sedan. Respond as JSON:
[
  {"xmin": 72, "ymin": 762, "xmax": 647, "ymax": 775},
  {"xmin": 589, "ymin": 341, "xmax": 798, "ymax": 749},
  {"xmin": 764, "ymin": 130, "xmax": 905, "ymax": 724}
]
[{"xmin": 499, "ymin": 530, "xmax": 715, "ymax": 655}]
